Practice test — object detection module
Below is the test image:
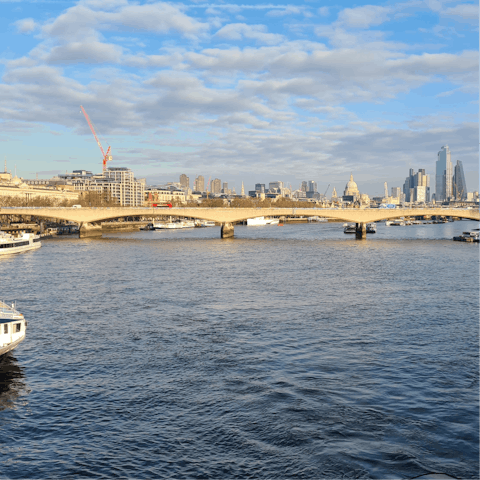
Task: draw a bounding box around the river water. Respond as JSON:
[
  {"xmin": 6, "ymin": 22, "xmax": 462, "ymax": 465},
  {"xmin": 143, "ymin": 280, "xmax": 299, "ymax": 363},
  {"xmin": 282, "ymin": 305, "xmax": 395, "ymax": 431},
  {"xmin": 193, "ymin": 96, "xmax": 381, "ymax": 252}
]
[{"xmin": 0, "ymin": 221, "xmax": 478, "ymax": 479}]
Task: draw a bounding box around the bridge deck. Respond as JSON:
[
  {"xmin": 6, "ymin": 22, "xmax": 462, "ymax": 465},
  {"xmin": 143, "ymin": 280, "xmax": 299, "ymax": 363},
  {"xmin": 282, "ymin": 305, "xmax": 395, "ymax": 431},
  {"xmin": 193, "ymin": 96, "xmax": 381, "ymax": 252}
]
[{"xmin": 0, "ymin": 206, "xmax": 478, "ymax": 225}]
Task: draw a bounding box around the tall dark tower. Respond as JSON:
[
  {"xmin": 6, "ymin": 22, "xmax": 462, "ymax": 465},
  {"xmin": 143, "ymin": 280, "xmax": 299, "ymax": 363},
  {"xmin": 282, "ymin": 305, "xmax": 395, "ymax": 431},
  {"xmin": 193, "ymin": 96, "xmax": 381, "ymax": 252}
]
[{"xmin": 453, "ymin": 160, "xmax": 467, "ymax": 200}]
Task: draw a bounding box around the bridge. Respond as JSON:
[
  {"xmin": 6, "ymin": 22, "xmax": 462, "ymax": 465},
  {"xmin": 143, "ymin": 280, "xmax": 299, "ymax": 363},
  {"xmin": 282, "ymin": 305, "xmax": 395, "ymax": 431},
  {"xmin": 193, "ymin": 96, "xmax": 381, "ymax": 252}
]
[{"xmin": 0, "ymin": 206, "xmax": 478, "ymax": 239}]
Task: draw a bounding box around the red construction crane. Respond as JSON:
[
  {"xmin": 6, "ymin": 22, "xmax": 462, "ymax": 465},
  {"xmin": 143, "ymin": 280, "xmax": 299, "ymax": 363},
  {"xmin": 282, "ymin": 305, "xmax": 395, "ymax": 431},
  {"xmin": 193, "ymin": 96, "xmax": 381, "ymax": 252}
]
[{"xmin": 80, "ymin": 105, "xmax": 112, "ymax": 172}]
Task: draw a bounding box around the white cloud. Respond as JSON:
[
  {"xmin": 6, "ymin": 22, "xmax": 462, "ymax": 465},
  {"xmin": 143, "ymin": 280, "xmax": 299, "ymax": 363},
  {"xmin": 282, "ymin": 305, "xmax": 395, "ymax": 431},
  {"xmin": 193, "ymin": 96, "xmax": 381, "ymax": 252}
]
[
  {"xmin": 42, "ymin": 1, "xmax": 209, "ymax": 42},
  {"xmin": 14, "ymin": 18, "xmax": 37, "ymax": 34},
  {"xmin": 443, "ymin": 3, "xmax": 479, "ymax": 20},
  {"xmin": 215, "ymin": 23, "xmax": 284, "ymax": 45},
  {"xmin": 45, "ymin": 41, "xmax": 123, "ymax": 64},
  {"xmin": 318, "ymin": 7, "xmax": 329, "ymax": 17},
  {"xmin": 266, "ymin": 6, "xmax": 303, "ymax": 17},
  {"xmin": 106, "ymin": 3, "xmax": 209, "ymax": 36},
  {"xmin": 337, "ymin": 5, "xmax": 392, "ymax": 29}
]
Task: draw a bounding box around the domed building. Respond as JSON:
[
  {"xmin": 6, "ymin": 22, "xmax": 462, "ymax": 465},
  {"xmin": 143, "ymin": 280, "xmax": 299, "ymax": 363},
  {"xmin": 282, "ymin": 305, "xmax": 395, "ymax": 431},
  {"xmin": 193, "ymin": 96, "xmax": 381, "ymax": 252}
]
[{"xmin": 342, "ymin": 174, "xmax": 360, "ymax": 203}]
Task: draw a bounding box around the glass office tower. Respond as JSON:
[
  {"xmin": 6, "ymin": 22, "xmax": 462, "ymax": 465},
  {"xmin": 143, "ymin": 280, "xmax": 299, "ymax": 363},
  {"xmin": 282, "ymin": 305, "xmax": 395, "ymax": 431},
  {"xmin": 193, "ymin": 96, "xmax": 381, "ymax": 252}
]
[
  {"xmin": 436, "ymin": 146, "xmax": 453, "ymax": 201},
  {"xmin": 453, "ymin": 160, "xmax": 467, "ymax": 200}
]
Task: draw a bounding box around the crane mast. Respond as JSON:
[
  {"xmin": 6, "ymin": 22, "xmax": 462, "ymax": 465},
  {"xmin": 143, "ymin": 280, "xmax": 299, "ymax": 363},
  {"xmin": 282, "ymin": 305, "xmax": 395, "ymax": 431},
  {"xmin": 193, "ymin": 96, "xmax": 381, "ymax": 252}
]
[{"xmin": 80, "ymin": 105, "xmax": 112, "ymax": 172}]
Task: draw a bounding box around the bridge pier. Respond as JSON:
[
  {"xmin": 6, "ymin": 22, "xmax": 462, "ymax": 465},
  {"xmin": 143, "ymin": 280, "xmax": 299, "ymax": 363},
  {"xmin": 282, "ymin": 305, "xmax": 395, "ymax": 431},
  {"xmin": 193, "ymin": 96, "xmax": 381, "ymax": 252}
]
[
  {"xmin": 221, "ymin": 222, "xmax": 234, "ymax": 239},
  {"xmin": 79, "ymin": 222, "xmax": 102, "ymax": 238},
  {"xmin": 355, "ymin": 222, "xmax": 367, "ymax": 239}
]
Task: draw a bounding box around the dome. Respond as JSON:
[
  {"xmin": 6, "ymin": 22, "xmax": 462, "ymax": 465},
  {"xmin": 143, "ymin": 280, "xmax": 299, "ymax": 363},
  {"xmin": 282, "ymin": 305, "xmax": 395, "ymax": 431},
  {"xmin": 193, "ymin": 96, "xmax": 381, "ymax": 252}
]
[
  {"xmin": 11, "ymin": 175, "xmax": 23, "ymax": 186},
  {"xmin": 344, "ymin": 174, "xmax": 359, "ymax": 196}
]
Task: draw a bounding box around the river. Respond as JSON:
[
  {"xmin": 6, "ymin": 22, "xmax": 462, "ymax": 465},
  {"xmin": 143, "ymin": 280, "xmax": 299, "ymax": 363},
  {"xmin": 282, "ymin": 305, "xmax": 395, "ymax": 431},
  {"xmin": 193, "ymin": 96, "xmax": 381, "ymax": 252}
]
[{"xmin": 0, "ymin": 220, "xmax": 478, "ymax": 479}]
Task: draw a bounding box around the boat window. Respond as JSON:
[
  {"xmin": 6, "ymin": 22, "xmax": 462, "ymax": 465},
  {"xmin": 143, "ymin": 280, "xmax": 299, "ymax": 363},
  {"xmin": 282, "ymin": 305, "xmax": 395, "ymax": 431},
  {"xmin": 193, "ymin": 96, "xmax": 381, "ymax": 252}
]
[
  {"xmin": 15, "ymin": 323, "xmax": 21, "ymax": 333},
  {"xmin": 3, "ymin": 324, "xmax": 7, "ymax": 334}
]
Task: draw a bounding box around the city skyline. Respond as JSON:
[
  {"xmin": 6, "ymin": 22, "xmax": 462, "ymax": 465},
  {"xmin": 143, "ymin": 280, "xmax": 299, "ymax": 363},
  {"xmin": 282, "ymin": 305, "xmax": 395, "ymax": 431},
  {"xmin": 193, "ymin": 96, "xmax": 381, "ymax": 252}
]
[
  {"xmin": 2, "ymin": 143, "xmax": 475, "ymax": 201},
  {"xmin": 0, "ymin": 0, "xmax": 477, "ymax": 195}
]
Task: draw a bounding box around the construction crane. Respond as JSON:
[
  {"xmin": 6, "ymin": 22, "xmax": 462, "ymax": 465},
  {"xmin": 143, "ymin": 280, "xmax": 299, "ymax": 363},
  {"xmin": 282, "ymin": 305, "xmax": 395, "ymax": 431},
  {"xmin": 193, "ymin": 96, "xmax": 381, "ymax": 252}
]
[
  {"xmin": 80, "ymin": 105, "xmax": 112, "ymax": 172},
  {"xmin": 324, "ymin": 184, "xmax": 330, "ymax": 196},
  {"xmin": 205, "ymin": 176, "xmax": 212, "ymax": 197}
]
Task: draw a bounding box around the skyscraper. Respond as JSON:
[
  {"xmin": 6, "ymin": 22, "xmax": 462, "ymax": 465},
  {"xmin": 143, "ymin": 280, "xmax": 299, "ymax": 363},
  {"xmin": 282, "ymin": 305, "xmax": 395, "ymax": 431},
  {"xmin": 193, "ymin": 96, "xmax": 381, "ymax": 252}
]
[
  {"xmin": 194, "ymin": 175, "xmax": 205, "ymax": 192},
  {"xmin": 403, "ymin": 168, "xmax": 430, "ymax": 203},
  {"xmin": 453, "ymin": 160, "xmax": 467, "ymax": 200},
  {"xmin": 391, "ymin": 187, "xmax": 401, "ymax": 198},
  {"xmin": 179, "ymin": 174, "xmax": 189, "ymax": 190},
  {"xmin": 436, "ymin": 146, "xmax": 453, "ymax": 201},
  {"xmin": 211, "ymin": 178, "xmax": 221, "ymax": 194},
  {"xmin": 307, "ymin": 181, "xmax": 317, "ymax": 193}
]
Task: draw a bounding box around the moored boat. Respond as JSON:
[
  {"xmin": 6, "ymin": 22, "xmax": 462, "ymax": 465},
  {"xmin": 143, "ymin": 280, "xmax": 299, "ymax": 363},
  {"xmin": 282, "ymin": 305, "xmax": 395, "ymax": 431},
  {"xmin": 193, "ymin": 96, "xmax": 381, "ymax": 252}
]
[
  {"xmin": 386, "ymin": 219, "xmax": 405, "ymax": 226},
  {"xmin": 366, "ymin": 223, "xmax": 377, "ymax": 233},
  {"xmin": 0, "ymin": 231, "xmax": 41, "ymax": 255},
  {"xmin": 247, "ymin": 217, "xmax": 279, "ymax": 226},
  {"xmin": 196, "ymin": 220, "xmax": 216, "ymax": 227},
  {"xmin": 154, "ymin": 220, "xmax": 195, "ymax": 229},
  {"xmin": 0, "ymin": 301, "xmax": 27, "ymax": 356},
  {"xmin": 344, "ymin": 224, "xmax": 356, "ymax": 234}
]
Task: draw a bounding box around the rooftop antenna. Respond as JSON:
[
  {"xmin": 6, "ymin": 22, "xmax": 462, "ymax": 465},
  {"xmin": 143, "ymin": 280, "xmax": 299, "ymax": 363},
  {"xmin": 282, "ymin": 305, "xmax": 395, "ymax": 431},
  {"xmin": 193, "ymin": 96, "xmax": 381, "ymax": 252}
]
[{"xmin": 4, "ymin": 156, "xmax": 6, "ymax": 173}]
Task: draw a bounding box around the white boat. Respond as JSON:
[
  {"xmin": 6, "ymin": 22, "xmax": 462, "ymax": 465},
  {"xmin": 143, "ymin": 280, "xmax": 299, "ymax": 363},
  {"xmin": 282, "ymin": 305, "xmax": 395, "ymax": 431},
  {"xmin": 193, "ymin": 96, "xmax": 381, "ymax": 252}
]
[
  {"xmin": 154, "ymin": 220, "xmax": 195, "ymax": 229},
  {"xmin": 0, "ymin": 231, "xmax": 41, "ymax": 255},
  {"xmin": 366, "ymin": 223, "xmax": 377, "ymax": 233},
  {"xmin": 344, "ymin": 223, "xmax": 356, "ymax": 234},
  {"xmin": 247, "ymin": 217, "xmax": 279, "ymax": 226},
  {"xmin": 197, "ymin": 220, "xmax": 216, "ymax": 227},
  {"xmin": 0, "ymin": 301, "xmax": 27, "ymax": 356},
  {"xmin": 386, "ymin": 220, "xmax": 405, "ymax": 226}
]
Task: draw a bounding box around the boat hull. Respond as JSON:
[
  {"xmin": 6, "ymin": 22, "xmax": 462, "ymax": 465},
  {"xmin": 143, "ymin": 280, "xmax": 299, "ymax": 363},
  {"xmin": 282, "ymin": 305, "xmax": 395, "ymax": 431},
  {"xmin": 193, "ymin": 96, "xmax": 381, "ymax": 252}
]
[
  {"xmin": 0, "ymin": 334, "xmax": 25, "ymax": 356},
  {"xmin": 0, "ymin": 242, "xmax": 41, "ymax": 255}
]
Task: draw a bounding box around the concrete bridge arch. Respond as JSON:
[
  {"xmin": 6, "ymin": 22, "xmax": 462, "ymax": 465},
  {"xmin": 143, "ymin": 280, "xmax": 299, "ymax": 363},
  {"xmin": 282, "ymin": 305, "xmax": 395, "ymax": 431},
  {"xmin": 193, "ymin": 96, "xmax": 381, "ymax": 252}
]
[{"xmin": 0, "ymin": 206, "xmax": 478, "ymax": 238}]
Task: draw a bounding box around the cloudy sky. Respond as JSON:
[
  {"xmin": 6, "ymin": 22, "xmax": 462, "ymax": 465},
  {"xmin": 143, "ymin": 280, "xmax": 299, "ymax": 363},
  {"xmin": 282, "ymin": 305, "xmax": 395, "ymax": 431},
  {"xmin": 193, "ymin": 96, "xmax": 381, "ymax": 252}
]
[{"xmin": 0, "ymin": 0, "xmax": 477, "ymax": 195}]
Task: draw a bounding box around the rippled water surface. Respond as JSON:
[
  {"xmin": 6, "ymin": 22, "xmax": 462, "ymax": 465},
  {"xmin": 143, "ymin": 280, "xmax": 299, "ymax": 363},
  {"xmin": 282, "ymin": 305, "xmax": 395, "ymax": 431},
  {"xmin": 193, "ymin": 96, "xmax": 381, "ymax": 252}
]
[{"xmin": 1, "ymin": 221, "xmax": 478, "ymax": 479}]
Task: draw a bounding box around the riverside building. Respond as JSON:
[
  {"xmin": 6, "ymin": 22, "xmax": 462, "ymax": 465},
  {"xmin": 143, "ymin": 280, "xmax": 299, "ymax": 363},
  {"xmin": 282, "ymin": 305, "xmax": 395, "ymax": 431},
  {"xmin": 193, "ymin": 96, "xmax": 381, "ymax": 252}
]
[
  {"xmin": 1, "ymin": 168, "xmax": 79, "ymax": 203},
  {"xmin": 56, "ymin": 167, "xmax": 145, "ymax": 206},
  {"xmin": 145, "ymin": 185, "xmax": 186, "ymax": 205}
]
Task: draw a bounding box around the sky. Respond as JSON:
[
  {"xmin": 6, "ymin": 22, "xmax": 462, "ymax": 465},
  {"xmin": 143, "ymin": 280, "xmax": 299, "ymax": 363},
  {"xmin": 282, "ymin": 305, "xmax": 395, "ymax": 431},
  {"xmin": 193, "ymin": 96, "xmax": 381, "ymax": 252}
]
[{"xmin": 0, "ymin": 0, "xmax": 478, "ymax": 196}]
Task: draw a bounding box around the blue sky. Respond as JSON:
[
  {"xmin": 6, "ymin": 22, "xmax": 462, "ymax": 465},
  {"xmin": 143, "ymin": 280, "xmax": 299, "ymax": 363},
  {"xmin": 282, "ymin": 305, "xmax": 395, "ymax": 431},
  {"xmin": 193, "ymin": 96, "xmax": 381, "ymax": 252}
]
[{"xmin": 0, "ymin": 0, "xmax": 477, "ymax": 195}]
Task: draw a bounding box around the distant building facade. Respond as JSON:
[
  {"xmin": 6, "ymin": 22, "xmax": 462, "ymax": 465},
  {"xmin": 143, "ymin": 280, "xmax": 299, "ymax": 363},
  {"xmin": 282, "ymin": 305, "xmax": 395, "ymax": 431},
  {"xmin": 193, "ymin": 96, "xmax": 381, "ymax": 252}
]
[
  {"xmin": 179, "ymin": 174, "xmax": 189, "ymax": 190},
  {"xmin": 391, "ymin": 187, "xmax": 401, "ymax": 198},
  {"xmin": 343, "ymin": 174, "xmax": 360, "ymax": 202},
  {"xmin": 55, "ymin": 167, "xmax": 145, "ymax": 206},
  {"xmin": 453, "ymin": 160, "xmax": 467, "ymax": 200},
  {"xmin": 403, "ymin": 168, "xmax": 430, "ymax": 203},
  {"xmin": 1, "ymin": 169, "xmax": 79, "ymax": 203},
  {"xmin": 194, "ymin": 175, "xmax": 205, "ymax": 192},
  {"xmin": 436, "ymin": 145, "xmax": 453, "ymax": 201},
  {"xmin": 145, "ymin": 185, "xmax": 186, "ymax": 205},
  {"xmin": 211, "ymin": 178, "xmax": 221, "ymax": 194}
]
